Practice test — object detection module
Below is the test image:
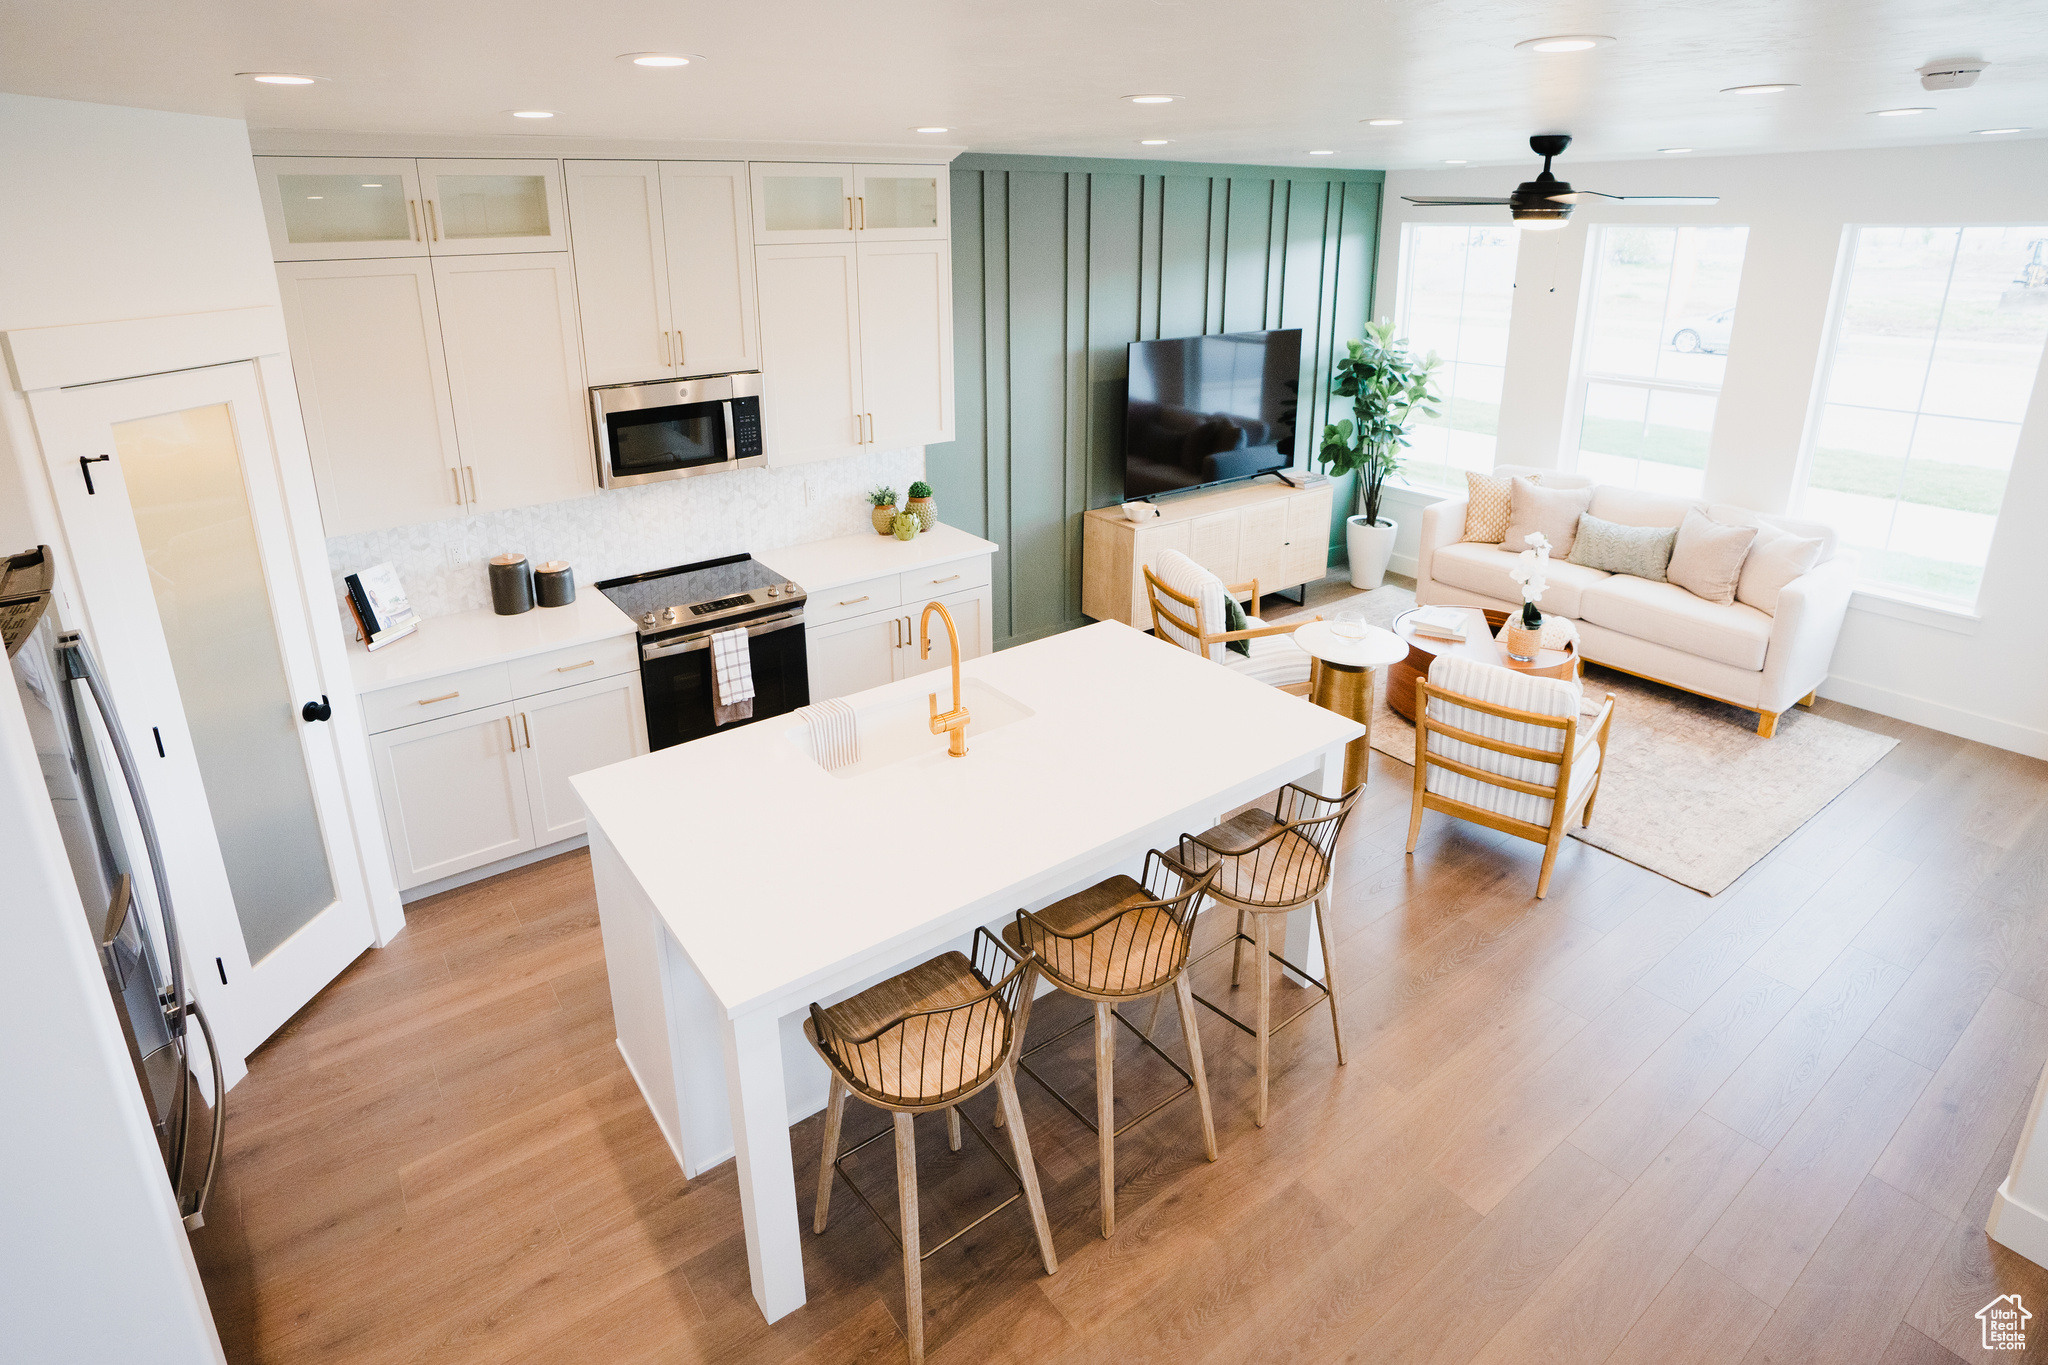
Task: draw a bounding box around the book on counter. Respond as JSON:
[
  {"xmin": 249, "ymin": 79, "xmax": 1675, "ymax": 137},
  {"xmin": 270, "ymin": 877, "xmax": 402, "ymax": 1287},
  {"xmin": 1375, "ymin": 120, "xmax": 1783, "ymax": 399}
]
[
  {"xmin": 1407, "ymin": 606, "xmax": 1470, "ymax": 642},
  {"xmin": 344, "ymin": 562, "xmax": 419, "ymax": 652}
]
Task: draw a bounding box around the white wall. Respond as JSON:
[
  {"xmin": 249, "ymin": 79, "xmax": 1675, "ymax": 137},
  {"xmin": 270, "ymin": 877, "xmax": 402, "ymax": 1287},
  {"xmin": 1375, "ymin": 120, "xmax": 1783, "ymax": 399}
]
[{"xmin": 1382, "ymin": 140, "xmax": 2048, "ymax": 758}]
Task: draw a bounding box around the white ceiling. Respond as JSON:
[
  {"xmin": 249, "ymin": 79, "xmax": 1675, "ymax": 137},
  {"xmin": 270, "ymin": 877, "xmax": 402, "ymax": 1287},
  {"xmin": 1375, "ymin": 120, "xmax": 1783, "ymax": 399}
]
[{"xmin": 4, "ymin": 0, "xmax": 2048, "ymax": 168}]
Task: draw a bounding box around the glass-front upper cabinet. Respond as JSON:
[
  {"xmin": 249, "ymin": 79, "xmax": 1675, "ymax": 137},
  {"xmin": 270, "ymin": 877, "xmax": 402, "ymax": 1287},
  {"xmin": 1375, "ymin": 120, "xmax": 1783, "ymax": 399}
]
[
  {"xmin": 853, "ymin": 164, "xmax": 948, "ymax": 241},
  {"xmin": 255, "ymin": 157, "xmax": 567, "ymax": 261}
]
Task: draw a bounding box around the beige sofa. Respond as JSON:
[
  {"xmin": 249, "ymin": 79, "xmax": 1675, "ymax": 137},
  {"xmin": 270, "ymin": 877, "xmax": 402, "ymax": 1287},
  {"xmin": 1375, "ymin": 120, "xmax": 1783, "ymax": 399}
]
[{"xmin": 1415, "ymin": 465, "xmax": 1855, "ymax": 736}]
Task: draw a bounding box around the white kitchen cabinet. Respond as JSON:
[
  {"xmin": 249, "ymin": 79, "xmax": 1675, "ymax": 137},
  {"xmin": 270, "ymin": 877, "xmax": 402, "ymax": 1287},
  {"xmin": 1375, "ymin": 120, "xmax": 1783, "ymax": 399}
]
[
  {"xmin": 431, "ymin": 253, "xmax": 594, "ymax": 512},
  {"xmin": 275, "ymin": 257, "xmax": 466, "ymax": 535},
  {"xmin": 751, "ymin": 163, "xmax": 856, "ymax": 243},
  {"xmin": 565, "ymin": 160, "xmax": 759, "ymax": 387},
  {"xmin": 257, "ymin": 157, "xmax": 429, "ymax": 262},
  {"xmin": 756, "ymin": 242, "xmax": 866, "ymax": 464},
  {"xmin": 804, "ymin": 611, "xmax": 900, "ymax": 700},
  {"xmin": 858, "ymin": 239, "xmax": 954, "ymax": 449},
  {"xmin": 899, "ymin": 583, "xmax": 992, "ymax": 681},
  {"xmin": 371, "ymin": 701, "xmax": 535, "ymax": 889},
  {"xmin": 417, "ymin": 159, "xmax": 569, "ymax": 255},
  {"xmin": 515, "ymin": 671, "xmax": 647, "ymax": 844},
  {"xmin": 803, "ymin": 562, "xmax": 994, "ymax": 700},
  {"xmin": 853, "ymin": 165, "xmax": 948, "ymax": 241}
]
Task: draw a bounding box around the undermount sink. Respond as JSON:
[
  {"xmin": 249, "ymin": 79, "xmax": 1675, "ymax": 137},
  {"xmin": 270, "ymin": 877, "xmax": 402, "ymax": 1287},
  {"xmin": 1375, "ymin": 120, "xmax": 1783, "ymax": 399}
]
[{"xmin": 789, "ymin": 679, "xmax": 1035, "ymax": 779}]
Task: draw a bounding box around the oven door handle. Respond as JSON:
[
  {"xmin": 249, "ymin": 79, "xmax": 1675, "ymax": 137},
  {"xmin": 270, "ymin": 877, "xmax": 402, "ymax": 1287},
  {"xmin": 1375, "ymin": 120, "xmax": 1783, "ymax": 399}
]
[{"xmin": 641, "ymin": 611, "xmax": 803, "ymax": 661}]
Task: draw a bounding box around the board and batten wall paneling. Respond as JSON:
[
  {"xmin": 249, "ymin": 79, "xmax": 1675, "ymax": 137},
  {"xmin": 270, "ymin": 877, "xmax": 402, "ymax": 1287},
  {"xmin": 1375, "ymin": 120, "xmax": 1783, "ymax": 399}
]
[{"xmin": 927, "ymin": 155, "xmax": 1383, "ymax": 648}]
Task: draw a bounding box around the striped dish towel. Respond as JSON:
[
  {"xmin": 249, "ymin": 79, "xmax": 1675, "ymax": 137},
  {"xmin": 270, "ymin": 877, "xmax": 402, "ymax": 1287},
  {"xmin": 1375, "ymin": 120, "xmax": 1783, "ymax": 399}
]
[
  {"xmin": 709, "ymin": 626, "xmax": 755, "ymax": 726},
  {"xmin": 796, "ymin": 698, "xmax": 860, "ymax": 771}
]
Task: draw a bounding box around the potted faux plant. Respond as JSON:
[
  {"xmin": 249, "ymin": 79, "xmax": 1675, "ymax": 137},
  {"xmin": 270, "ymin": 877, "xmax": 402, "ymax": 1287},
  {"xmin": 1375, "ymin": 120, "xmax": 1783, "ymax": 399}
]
[
  {"xmin": 1503, "ymin": 531, "xmax": 1551, "ymax": 662},
  {"xmin": 1318, "ymin": 320, "xmax": 1442, "ymax": 589},
  {"xmin": 905, "ymin": 480, "xmax": 937, "ymax": 531},
  {"xmin": 867, "ymin": 486, "xmax": 899, "ymax": 536}
]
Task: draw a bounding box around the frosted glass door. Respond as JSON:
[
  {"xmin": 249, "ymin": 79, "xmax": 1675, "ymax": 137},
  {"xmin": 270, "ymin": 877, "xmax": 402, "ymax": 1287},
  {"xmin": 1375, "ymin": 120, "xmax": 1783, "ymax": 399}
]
[
  {"xmin": 750, "ymin": 163, "xmax": 855, "ymax": 243},
  {"xmin": 854, "ymin": 165, "xmax": 948, "ymax": 241},
  {"xmin": 418, "ymin": 159, "xmax": 569, "ymax": 254},
  {"xmin": 256, "ymin": 157, "xmax": 428, "ymax": 261},
  {"xmin": 114, "ymin": 404, "xmax": 336, "ymax": 960}
]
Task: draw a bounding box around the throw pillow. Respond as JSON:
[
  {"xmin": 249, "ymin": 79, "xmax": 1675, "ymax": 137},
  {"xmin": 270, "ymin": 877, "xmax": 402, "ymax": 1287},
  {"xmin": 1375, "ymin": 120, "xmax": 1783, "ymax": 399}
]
[
  {"xmin": 1222, "ymin": 593, "xmax": 1251, "ymax": 658},
  {"xmin": 1462, "ymin": 469, "xmax": 1535, "ymax": 543},
  {"xmin": 1666, "ymin": 509, "xmax": 1758, "ymax": 606},
  {"xmin": 1567, "ymin": 513, "xmax": 1678, "ymax": 581},
  {"xmin": 1736, "ymin": 524, "xmax": 1825, "ymax": 615},
  {"xmin": 1504, "ymin": 476, "xmax": 1593, "ymax": 558}
]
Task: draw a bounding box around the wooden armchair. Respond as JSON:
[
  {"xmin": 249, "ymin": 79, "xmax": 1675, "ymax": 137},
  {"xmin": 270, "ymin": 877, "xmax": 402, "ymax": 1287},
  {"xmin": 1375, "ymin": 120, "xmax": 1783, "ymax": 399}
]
[
  {"xmin": 1142, "ymin": 549, "xmax": 1316, "ymax": 696},
  {"xmin": 1405, "ymin": 653, "xmax": 1616, "ymax": 898}
]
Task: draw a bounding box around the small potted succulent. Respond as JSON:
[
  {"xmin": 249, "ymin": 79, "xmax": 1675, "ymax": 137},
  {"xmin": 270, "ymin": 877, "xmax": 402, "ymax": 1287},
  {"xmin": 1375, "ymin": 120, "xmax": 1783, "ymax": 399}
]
[
  {"xmin": 905, "ymin": 480, "xmax": 937, "ymax": 531},
  {"xmin": 891, "ymin": 509, "xmax": 921, "ymax": 542},
  {"xmin": 867, "ymin": 486, "xmax": 899, "ymax": 536}
]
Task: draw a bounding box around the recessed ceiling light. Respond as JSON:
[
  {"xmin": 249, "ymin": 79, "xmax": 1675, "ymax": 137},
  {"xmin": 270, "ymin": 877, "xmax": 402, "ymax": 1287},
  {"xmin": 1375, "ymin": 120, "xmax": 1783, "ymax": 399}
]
[
  {"xmin": 360, "ymin": 182, "xmax": 382, "ymax": 187},
  {"xmin": 1308, "ymin": 149, "xmax": 1336, "ymax": 156},
  {"xmin": 238, "ymin": 72, "xmax": 318, "ymax": 85},
  {"xmin": 1443, "ymin": 159, "xmax": 1468, "ymax": 164},
  {"xmin": 913, "ymin": 126, "xmax": 949, "ymax": 133},
  {"xmin": 1722, "ymin": 83, "xmax": 1797, "ymax": 95},
  {"xmin": 305, "ymin": 195, "xmax": 323, "ymax": 200},
  {"xmin": 1659, "ymin": 147, "xmax": 1693, "ymax": 154},
  {"xmin": 1874, "ymin": 107, "xmax": 1933, "ymax": 117},
  {"xmin": 1514, "ymin": 35, "xmax": 1615, "ymax": 53},
  {"xmin": 1139, "ymin": 139, "xmax": 1171, "ymax": 145},
  {"xmin": 1977, "ymin": 127, "xmax": 2028, "ymax": 135},
  {"xmin": 1365, "ymin": 118, "xmax": 1404, "ymax": 126},
  {"xmin": 510, "ymin": 110, "xmax": 556, "ymax": 119},
  {"xmin": 1125, "ymin": 93, "xmax": 1180, "ymax": 104},
  {"xmin": 619, "ymin": 52, "xmax": 694, "ymax": 67}
]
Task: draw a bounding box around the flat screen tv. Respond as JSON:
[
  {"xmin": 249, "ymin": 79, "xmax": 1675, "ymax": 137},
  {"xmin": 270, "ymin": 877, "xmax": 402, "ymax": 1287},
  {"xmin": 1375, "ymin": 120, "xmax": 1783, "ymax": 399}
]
[{"xmin": 1123, "ymin": 328, "xmax": 1301, "ymax": 500}]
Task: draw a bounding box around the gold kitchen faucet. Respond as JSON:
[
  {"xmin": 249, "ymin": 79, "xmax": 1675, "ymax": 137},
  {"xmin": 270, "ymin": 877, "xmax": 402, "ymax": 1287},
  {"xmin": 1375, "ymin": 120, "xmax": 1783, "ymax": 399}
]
[{"xmin": 920, "ymin": 600, "xmax": 970, "ymax": 757}]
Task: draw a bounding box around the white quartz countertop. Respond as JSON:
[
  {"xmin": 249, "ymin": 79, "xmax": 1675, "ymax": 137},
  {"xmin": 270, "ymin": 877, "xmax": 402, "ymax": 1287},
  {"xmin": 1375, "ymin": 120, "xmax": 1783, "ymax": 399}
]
[
  {"xmin": 572, "ymin": 620, "xmax": 1364, "ymax": 1018},
  {"xmin": 345, "ymin": 592, "xmax": 637, "ymax": 694},
  {"xmin": 757, "ymin": 523, "xmax": 998, "ymax": 593}
]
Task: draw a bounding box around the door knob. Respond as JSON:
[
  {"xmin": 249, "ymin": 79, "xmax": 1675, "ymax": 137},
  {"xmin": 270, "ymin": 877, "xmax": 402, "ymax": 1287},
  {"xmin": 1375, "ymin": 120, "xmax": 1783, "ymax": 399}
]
[{"xmin": 301, "ymin": 695, "xmax": 332, "ymax": 722}]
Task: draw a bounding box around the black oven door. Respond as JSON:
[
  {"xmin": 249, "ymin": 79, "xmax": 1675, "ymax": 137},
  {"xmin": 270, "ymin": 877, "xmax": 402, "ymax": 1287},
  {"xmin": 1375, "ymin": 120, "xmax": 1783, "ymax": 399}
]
[
  {"xmin": 602, "ymin": 397, "xmax": 731, "ymax": 485},
  {"xmin": 638, "ymin": 611, "xmax": 810, "ymax": 751}
]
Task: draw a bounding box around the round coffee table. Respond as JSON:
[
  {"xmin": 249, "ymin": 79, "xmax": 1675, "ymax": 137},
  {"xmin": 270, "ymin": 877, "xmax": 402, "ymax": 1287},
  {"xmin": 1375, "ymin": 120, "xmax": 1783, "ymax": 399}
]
[
  {"xmin": 1386, "ymin": 607, "xmax": 1578, "ymax": 723},
  {"xmin": 1292, "ymin": 619, "xmax": 1408, "ymax": 792}
]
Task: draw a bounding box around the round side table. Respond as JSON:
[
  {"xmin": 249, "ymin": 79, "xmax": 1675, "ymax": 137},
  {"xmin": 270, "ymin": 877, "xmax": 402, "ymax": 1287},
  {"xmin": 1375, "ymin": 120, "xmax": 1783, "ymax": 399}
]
[
  {"xmin": 1386, "ymin": 607, "xmax": 1578, "ymax": 723},
  {"xmin": 1292, "ymin": 620, "xmax": 1408, "ymax": 791}
]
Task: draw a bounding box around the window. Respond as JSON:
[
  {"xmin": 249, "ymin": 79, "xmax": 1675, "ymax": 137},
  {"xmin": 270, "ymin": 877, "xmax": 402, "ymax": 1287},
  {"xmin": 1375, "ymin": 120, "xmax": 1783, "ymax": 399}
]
[
  {"xmin": 1800, "ymin": 225, "xmax": 2048, "ymax": 607},
  {"xmin": 1571, "ymin": 225, "xmax": 1750, "ymax": 495},
  {"xmin": 1392, "ymin": 224, "xmax": 1518, "ymax": 490}
]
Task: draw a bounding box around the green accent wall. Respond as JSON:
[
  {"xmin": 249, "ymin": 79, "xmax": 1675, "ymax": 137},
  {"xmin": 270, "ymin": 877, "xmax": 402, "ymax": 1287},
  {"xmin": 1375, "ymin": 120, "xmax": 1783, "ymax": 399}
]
[{"xmin": 925, "ymin": 154, "xmax": 1384, "ymax": 649}]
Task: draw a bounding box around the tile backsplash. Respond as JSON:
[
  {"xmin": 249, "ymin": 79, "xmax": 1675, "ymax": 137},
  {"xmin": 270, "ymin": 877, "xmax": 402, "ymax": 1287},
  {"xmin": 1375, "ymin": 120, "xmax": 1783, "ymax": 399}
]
[{"xmin": 326, "ymin": 447, "xmax": 926, "ymax": 619}]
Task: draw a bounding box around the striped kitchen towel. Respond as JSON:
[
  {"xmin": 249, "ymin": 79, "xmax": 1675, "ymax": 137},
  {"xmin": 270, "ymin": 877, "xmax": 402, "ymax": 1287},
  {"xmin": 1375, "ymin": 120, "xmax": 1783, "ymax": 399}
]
[
  {"xmin": 709, "ymin": 626, "xmax": 755, "ymax": 726},
  {"xmin": 796, "ymin": 698, "xmax": 860, "ymax": 771}
]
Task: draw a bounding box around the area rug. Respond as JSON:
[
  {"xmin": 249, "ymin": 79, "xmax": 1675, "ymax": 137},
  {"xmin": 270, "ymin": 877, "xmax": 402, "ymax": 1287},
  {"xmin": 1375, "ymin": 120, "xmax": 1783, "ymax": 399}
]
[{"xmin": 1288, "ymin": 584, "xmax": 1899, "ymax": 895}]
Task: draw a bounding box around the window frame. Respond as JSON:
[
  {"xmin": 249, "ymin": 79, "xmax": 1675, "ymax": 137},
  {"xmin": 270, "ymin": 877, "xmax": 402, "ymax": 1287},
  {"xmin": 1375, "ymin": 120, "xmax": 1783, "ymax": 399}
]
[{"xmin": 1388, "ymin": 221, "xmax": 1520, "ymax": 495}]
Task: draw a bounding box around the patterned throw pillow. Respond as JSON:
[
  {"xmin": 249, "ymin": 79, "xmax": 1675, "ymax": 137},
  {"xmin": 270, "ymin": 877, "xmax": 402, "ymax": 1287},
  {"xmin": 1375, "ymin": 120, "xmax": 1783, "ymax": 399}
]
[
  {"xmin": 1568, "ymin": 513, "xmax": 1679, "ymax": 581},
  {"xmin": 1462, "ymin": 469, "xmax": 1536, "ymax": 543}
]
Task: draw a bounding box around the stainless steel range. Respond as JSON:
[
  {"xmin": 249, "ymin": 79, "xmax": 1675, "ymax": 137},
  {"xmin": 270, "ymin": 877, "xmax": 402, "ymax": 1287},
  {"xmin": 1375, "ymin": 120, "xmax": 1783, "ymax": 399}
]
[{"xmin": 597, "ymin": 554, "xmax": 810, "ymax": 751}]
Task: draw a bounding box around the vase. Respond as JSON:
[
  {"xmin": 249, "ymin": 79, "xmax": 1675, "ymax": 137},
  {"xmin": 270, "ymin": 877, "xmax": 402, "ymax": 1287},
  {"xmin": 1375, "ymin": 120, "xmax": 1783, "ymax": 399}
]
[
  {"xmin": 1503, "ymin": 612, "xmax": 1543, "ymax": 663},
  {"xmin": 891, "ymin": 511, "xmax": 921, "ymax": 542},
  {"xmin": 906, "ymin": 495, "xmax": 936, "ymax": 531},
  {"xmin": 871, "ymin": 504, "xmax": 898, "ymax": 535},
  {"xmin": 1346, "ymin": 516, "xmax": 1399, "ymax": 590}
]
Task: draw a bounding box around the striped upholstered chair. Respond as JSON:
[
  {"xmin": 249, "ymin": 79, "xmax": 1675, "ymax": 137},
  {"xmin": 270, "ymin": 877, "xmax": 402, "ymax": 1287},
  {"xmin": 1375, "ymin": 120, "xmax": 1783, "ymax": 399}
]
[{"xmin": 1142, "ymin": 548, "xmax": 1314, "ymax": 695}]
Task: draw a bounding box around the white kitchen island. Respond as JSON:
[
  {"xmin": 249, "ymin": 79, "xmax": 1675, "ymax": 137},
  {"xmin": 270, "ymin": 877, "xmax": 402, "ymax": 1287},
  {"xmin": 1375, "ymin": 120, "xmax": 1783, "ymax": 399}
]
[{"xmin": 571, "ymin": 619, "xmax": 1364, "ymax": 1324}]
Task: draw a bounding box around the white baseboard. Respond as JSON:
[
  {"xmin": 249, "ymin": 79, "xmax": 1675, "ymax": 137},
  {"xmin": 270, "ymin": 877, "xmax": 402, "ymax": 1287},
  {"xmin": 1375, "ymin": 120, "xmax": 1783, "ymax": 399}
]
[
  {"xmin": 398, "ymin": 833, "xmax": 589, "ymax": 903},
  {"xmin": 1989, "ymin": 1179, "xmax": 2048, "ymax": 1269},
  {"xmin": 1819, "ymin": 675, "xmax": 2048, "ymax": 760},
  {"xmin": 1390, "ymin": 551, "xmax": 1419, "ymax": 578}
]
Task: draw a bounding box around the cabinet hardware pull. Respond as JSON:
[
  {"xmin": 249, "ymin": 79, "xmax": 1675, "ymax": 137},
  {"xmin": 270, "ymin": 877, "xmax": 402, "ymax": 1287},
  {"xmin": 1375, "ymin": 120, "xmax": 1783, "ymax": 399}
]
[
  {"xmin": 838, "ymin": 595, "xmax": 870, "ymax": 606},
  {"xmin": 555, "ymin": 659, "xmax": 595, "ymax": 672},
  {"xmin": 858, "ymin": 196, "xmax": 865, "ymax": 230},
  {"xmin": 891, "ymin": 617, "xmax": 899, "ymax": 647},
  {"xmin": 660, "ymin": 331, "xmax": 670, "ymax": 365},
  {"xmin": 452, "ymin": 468, "xmax": 464, "ymax": 505},
  {"xmin": 675, "ymin": 330, "xmax": 685, "ymax": 368},
  {"xmin": 427, "ymin": 199, "xmax": 440, "ymax": 240},
  {"xmin": 930, "ymin": 574, "xmax": 960, "ymax": 584},
  {"xmin": 464, "ymin": 466, "xmax": 477, "ymax": 502},
  {"xmin": 845, "ymin": 196, "xmax": 853, "ymax": 231},
  {"xmin": 520, "ymin": 713, "xmax": 532, "ymax": 748},
  {"xmin": 408, "ymin": 199, "xmax": 421, "ymax": 241},
  {"xmin": 418, "ymin": 691, "xmax": 459, "ymax": 705},
  {"xmin": 505, "ymin": 716, "xmax": 517, "ymax": 751}
]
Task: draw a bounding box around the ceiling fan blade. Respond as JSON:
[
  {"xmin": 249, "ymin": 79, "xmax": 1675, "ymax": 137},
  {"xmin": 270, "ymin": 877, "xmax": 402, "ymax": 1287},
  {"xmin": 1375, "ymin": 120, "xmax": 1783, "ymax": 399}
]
[
  {"xmin": 1401, "ymin": 196, "xmax": 1512, "ymax": 206},
  {"xmin": 1548, "ymin": 190, "xmax": 1720, "ymax": 205}
]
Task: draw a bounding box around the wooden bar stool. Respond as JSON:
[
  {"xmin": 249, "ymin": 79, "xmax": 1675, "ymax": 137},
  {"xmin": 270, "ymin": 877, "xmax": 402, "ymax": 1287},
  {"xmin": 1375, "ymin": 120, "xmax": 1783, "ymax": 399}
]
[
  {"xmin": 1177, "ymin": 782, "xmax": 1362, "ymax": 1127},
  {"xmin": 806, "ymin": 928, "xmax": 1057, "ymax": 1363},
  {"xmin": 1001, "ymin": 850, "xmax": 1220, "ymax": 1238}
]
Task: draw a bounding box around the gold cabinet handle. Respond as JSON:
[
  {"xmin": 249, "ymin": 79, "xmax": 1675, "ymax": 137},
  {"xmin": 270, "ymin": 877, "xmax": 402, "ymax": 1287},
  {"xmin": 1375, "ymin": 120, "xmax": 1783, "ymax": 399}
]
[
  {"xmin": 520, "ymin": 712, "xmax": 532, "ymax": 748},
  {"xmin": 660, "ymin": 331, "xmax": 671, "ymax": 366},
  {"xmin": 838, "ymin": 594, "xmax": 870, "ymax": 606},
  {"xmin": 555, "ymin": 659, "xmax": 595, "ymax": 672},
  {"xmin": 409, "ymin": 199, "xmax": 422, "ymax": 241},
  {"xmin": 845, "ymin": 196, "xmax": 853, "ymax": 231},
  {"xmin": 505, "ymin": 716, "xmax": 517, "ymax": 752},
  {"xmin": 451, "ymin": 468, "xmax": 464, "ymax": 505},
  {"xmin": 464, "ymin": 465, "xmax": 478, "ymax": 502},
  {"xmin": 427, "ymin": 199, "xmax": 441, "ymax": 241},
  {"xmin": 418, "ymin": 691, "xmax": 459, "ymax": 705},
  {"xmin": 891, "ymin": 617, "xmax": 899, "ymax": 648},
  {"xmin": 930, "ymin": 573, "xmax": 960, "ymax": 585},
  {"xmin": 674, "ymin": 330, "xmax": 685, "ymax": 369},
  {"xmin": 858, "ymin": 196, "xmax": 865, "ymax": 230}
]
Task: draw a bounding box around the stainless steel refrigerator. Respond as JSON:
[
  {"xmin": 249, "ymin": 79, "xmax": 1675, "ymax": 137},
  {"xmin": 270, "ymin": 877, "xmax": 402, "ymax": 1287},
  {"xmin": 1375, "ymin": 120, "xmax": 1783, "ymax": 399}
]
[{"xmin": 4, "ymin": 544, "xmax": 222, "ymax": 1230}]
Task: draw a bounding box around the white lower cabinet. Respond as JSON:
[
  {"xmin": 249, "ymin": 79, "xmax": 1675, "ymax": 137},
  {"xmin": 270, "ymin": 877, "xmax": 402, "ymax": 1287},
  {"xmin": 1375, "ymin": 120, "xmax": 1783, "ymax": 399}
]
[
  {"xmin": 805, "ymin": 611, "xmax": 900, "ymax": 698},
  {"xmin": 366, "ymin": 652, "xmax": 645, "ymax": 891},
  {"xmin": 804, "ymin": 560, "xmax": 994, "ymax": 700}
]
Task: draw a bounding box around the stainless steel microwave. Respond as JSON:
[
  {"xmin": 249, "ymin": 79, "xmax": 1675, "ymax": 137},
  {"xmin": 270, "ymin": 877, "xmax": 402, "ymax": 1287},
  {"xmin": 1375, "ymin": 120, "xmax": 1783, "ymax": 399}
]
[{"xmin": 591, "ymin": 372, "xmax": 765, "ymax": 489}]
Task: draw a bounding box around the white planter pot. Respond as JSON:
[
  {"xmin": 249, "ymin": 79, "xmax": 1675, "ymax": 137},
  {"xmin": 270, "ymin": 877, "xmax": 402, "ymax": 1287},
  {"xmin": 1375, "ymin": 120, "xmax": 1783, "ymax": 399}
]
[{"xmin": 1346, "ymin": 515, "xmax": 1398, "ymax": 590}]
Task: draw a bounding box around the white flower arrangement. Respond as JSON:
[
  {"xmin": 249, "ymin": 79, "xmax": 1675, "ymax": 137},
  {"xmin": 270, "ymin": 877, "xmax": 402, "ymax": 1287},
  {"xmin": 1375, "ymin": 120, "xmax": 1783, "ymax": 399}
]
[{"xmin": 1506, "ymin": 531, "xmax": 1551, "ymax": 626}]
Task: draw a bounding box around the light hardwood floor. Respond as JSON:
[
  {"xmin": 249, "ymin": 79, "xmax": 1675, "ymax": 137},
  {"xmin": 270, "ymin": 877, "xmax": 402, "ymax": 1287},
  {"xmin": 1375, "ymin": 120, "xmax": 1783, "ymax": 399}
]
[{"xmin": 193, "ymin": 594, "xmax": 2048, "ymax": 1365}]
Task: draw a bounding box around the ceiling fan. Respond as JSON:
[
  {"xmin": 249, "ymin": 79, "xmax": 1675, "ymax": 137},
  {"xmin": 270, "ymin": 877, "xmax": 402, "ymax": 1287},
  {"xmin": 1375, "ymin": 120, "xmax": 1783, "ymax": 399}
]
[{"xmin": 1403, "ymin": 134, "xmax": 1718, "ymax": 230}]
